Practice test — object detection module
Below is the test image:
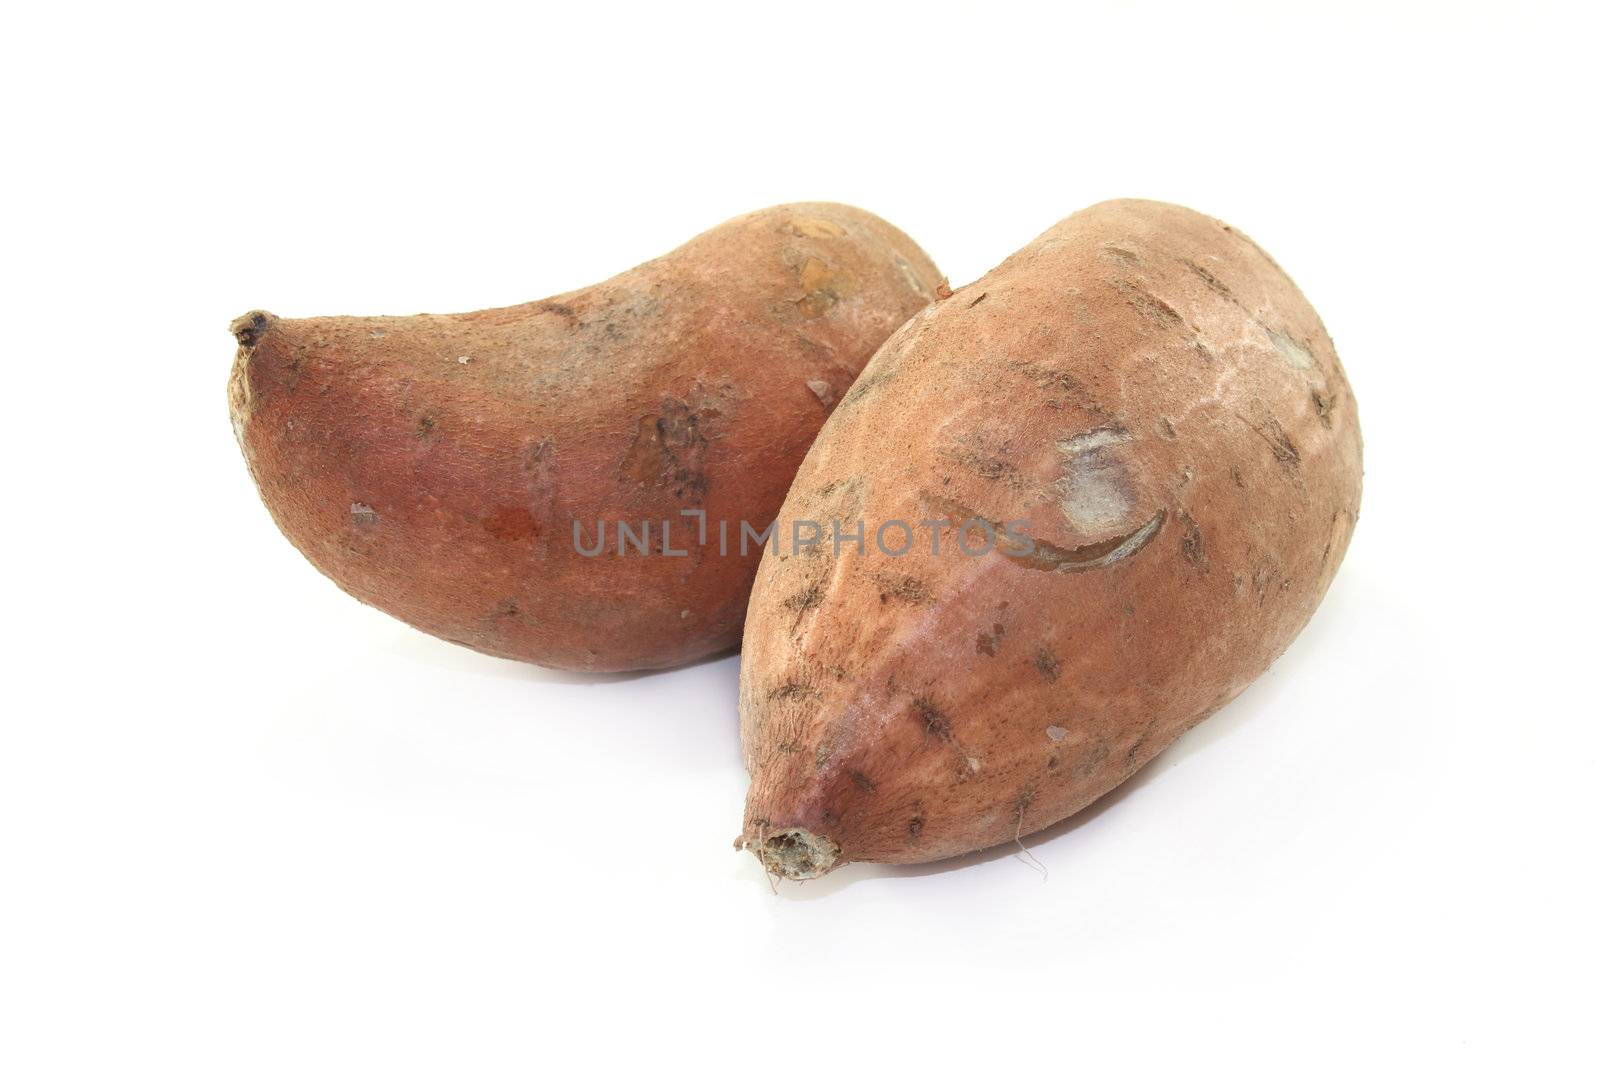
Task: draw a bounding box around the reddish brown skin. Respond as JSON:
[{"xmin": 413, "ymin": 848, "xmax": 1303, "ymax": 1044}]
[
  {"xmin": 738, "ymin": 200, "xmax": 1362, "ymax": 878},
  {"xmin": 229, "ymin": 204, "xmax": 940, "ymax": 671}
]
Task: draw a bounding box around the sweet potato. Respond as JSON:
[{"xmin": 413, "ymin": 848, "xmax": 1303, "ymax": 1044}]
[
  {"xmin": 229, "ymin": 203, "xmax": 940, "ymax": 671},
  {"xmin": 737, "ymin": 200, "xmax": 1362, "ymax": 878}
]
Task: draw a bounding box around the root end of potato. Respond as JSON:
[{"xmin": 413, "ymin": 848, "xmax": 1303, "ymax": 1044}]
[
  {"xmin": 750, "ymin": 828, "xmax": 841, "ymax": 880},
  {"xmin": 230, "ymin": 309, "xmax": 277, "ymax": 349},
  {"xmin": 227, "ymin": 311, "xmax": 276, "ymax": 448}
]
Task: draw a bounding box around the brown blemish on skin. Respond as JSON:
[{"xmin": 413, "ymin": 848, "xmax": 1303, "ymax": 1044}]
[
  {"xmin": 1102, "ymin": 245, "xmax": 1140, "ymax": 264},
  {"xmin": 907, "ymin": 815, "xmax": 924, "ymax": 838},
  {"xmin": 968, "ymin": 292, "xmax": 988, "ymax": 308},
  {"xmin": 795, "ymin": 257, "xmax": 859, "ymax": 318},
  {"xmin": 1181, "ymin": 258, "xmax": 1236, "ymax": 302},
  {"xmin": 783, "ymin": 584, "xmax": 823, "ymax": 615},
  {"xmin": 483, "ymin": 506, "xmax": 538, "ymax": 542},
  {"xmin": 784, "ymin": 217, "xmax": 848, "ymax": 239},
  {"xmin": 1033, "ymin": 648, "xmax": 1061, "ymax": 681},
  {"xmin": 1239, "ymin": 414, "xmax": 1302, "ymax": 468},
  {"xmin": 943, "ymin": 443, "xmax": 1024, "ymax": 487},
  {"xmin": 1179, "ymin": 511, "xmax": 1210, "ymax": 572},
  {"xmin": 619, "ymin": 398, "xmax": 713, "ymax": 502},
  {"xmin": 1112, "ymin": 280, "xmax": 1185, "ymax": 330},
  {"xmin": 766, "ymin": 681, "xmax": 820, "ymax": 702},
  {"xmin": 849, "ymin": 770, "xmax": 876, "ymax": 793},
  {"xmin": 975, "ymin": 622, "xmax": 1005, "ymax": 657},
  {"xmin": 1025, "ymin": 514, "xmax": 1167, "ymax": 572},
  {"xmin": 920, "ymin": 492, "xmax": 1166, "ymax": 574},
  {"xmin": 1312, "ymin": 389, "xmax": 1335, "ymax": 427},
  {"xmin": 416, "ymin": 414, "xmax": 436, "ymax": 437},
  {"xmin": 914, "ymin": 696, "xmax": 953, "ymax": 742},
  {"xmin": 840, "ymin": 366, "xmax": 899, "ymax": 408},
  {"xmin": 873, "ymin": 573, "xmax": 932, "ymax": 605}
]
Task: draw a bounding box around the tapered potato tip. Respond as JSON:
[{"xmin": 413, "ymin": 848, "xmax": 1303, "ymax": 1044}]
[
  {"xmin": 230, "ymin": 309, "xmax": 277, "ymax": 348},
  {"xmin": 743, "ymin": 828, "xmax": 842, "ymax": 880}
]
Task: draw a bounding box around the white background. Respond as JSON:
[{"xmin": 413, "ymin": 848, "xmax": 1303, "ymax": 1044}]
[{"xmin": 4, "ymin": 2, "xmax": 1596, "ymax": 1063}]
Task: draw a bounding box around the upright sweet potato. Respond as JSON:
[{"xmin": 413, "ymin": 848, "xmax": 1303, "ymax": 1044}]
[
  {"xmin": 230, "ymin": 203, "xmax": 940, "ymax": 671},
  {"xmin": 738, "ymin": 200, "xmax": 1361, "ymax": 878}
]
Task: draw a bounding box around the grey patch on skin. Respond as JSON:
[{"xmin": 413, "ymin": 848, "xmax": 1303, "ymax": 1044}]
[
  {"xmin": 1057, "ymin": 427, "xmax": 1136, "ymax": 535},
  {"xmin": 754, "ymin": 828, "xmax": 841, "ymax": 880},
  {"xmin": 806, "ymin": 379, "xmax": 834, "ymax": 406},
  {"xmin": 1268, "ymin": 328, "xmax": 1316, "ymax": 371},
  {"xmin": 350, "ymin": 503, "xmax": 378, "ymax": 527},
  {"xmin": 1046, "ymin": 725, "xmax": 1068, "ymax": 743}
]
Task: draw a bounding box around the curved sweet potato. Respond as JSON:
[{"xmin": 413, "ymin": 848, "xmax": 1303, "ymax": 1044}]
[
  {"xmin": 230, "ymin": 203, "xmax": 940, "ymax": 671},
  {"xmin": 738, "ymin": 200, "xmax": 1362, "ymax": 878}
]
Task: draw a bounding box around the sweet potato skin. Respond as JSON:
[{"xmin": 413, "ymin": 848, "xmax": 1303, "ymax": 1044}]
[
  {"xmin": 738, "ymin": 200, "xmax": 1362, "ymax": 877},
  {"xmin": 229, "ymin": 203, "xmax": 940, "ymax": 671}
]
